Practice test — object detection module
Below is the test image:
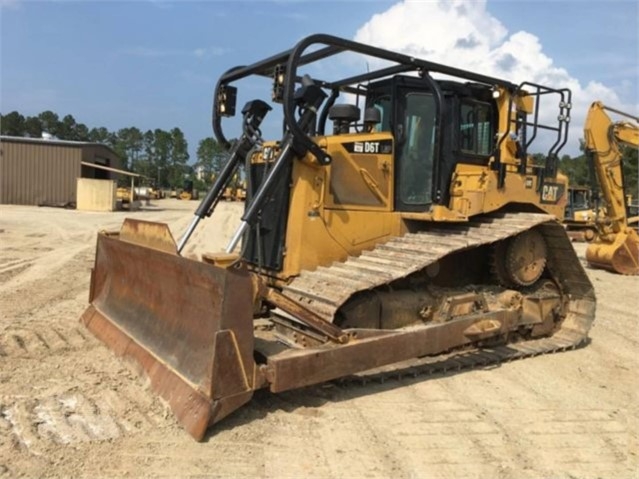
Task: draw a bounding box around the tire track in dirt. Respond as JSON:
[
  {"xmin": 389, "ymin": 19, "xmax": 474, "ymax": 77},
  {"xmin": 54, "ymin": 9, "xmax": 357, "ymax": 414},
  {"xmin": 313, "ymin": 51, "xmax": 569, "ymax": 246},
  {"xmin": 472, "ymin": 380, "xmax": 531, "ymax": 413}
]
[
  {"xmin": 0, "ymin": 259, "xmax": 33, "ymax": 284},
  {"xmin": 0, "ymin": 202, "xmax": 199, "ymax": 455},
  {"xmin": 254, "ymin": 388, "xmax": 399, "ymax": 478},
  {"xmin": 0, "ymin": 374, "xmax": 169, "ymax": 453},
  {"xmin": 591, "ymin": 301, "xmax": 639, "ymax": 353},
  {"xmin": 1, "ymin": 310, "xmax": 171, "ymax": 454},
  {"xmin": 341, "ymin": 378, "xmax": 509, "ymax": 478},
  {"xmin": 0, "ymin": 324, "xmax": 89, "ymax": 358},
  {"xmin": 226, "ymin": 391, "xmax": 332, "ymax": 479},
  {"xmin": 0, "ymin": 248, "xmax": 94, "ymax": 334},
  {"xmin": 437, "ymin": 363, "xmax": 635, "ymax": 478},
  {"xmin": 0, "ymin": 331, "xmax": 173, "ymax": 450},
  {"xmin": 2, "ymin": 392, "xmax": 152, "ymax": 451}
]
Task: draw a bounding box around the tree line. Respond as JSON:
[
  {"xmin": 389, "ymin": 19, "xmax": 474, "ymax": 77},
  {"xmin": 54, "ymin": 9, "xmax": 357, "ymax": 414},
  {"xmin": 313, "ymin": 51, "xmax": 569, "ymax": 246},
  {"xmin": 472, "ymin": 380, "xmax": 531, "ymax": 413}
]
[
  {"xmin": 0, "ymin": 110, "xmax": 229, "ymax": 190},
  {"xmin": 1, "ymin": 109, "xmax": 635, "ymax": 198}
]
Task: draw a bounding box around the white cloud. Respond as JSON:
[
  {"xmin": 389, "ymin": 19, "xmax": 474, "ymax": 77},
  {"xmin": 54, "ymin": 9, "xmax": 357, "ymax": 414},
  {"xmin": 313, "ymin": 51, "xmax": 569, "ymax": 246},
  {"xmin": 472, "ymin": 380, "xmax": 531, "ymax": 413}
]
[
  {"xmin": 357, "ymin": 0, "xmax": 506, "ymax": 60},
  {"xmin": 354, "ymin": 0, "xmax": 631, "ymax": 156},
  {"xmin": 192, "ymin": 46, "xmax": 227, "ymax": 58}
]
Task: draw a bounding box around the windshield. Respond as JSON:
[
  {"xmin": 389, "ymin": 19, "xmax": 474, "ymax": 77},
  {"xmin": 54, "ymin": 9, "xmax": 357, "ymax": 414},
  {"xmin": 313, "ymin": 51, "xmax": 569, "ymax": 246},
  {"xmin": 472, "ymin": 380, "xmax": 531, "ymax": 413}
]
[{"xmin": 570, "ymin": 190, "xmax": 590, "ymax": 210}]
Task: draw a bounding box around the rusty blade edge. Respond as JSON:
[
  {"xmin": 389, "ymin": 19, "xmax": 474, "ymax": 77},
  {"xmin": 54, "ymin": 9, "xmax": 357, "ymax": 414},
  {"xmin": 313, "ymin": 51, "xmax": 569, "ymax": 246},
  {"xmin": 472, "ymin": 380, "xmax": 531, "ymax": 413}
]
[{"xmin": 80, "ymin": 305, "xmax": 214, "ymax": 441}]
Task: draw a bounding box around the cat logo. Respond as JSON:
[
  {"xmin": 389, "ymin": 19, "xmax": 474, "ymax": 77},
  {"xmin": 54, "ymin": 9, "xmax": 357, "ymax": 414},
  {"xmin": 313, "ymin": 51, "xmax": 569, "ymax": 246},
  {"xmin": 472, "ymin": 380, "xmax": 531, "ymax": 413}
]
[{"xmin": 540, "ymin": 182, "xmax": 565, "ymax": 204}]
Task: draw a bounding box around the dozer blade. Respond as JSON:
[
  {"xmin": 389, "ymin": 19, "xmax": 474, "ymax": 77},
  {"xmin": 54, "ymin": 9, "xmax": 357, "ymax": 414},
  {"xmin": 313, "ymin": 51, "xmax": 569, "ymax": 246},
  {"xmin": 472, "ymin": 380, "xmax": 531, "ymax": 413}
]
[
  {"xmin": 80, "ymin": 219, "xmax": 259, "ymax": 440},
  {"xmin": 586, "ymin": 229, "xmax": 639, "ymax": 275}
]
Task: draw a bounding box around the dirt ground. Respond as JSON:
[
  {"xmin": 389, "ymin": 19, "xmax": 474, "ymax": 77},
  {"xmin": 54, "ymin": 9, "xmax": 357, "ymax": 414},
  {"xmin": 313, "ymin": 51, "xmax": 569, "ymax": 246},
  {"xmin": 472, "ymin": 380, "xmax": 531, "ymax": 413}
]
[{"xmin": 1, "ymin": 199, "xmax": 637, "ymax": 479}]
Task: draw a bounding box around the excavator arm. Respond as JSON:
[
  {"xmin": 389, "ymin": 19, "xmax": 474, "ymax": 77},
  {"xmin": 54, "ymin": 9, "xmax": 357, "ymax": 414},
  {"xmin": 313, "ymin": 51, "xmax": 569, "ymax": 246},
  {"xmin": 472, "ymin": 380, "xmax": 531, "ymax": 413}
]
[{"xmin": 584, "ymin": 101, "xmax": 639, "ymax": 274}]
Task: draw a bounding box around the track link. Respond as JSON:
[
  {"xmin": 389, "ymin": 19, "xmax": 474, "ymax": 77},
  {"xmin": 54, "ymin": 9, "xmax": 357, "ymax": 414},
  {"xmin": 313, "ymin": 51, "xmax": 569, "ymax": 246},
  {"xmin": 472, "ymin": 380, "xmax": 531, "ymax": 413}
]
[{"xmin": 282, "ymin": 212, "xmax": 596, "ymax": 381}]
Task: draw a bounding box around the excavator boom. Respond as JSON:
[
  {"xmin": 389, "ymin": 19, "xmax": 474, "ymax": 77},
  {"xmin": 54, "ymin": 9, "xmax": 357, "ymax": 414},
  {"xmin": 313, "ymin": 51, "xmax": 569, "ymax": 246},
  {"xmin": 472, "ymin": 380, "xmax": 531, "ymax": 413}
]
[{"xmin": 583, "ymin": 101, "xmax": 639, "ymax": 275}]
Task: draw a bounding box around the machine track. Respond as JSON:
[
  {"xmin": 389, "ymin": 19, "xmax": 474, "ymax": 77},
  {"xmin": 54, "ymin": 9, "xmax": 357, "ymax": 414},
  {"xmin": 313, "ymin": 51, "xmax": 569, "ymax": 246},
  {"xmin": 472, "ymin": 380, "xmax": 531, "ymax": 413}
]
[{"xmin": 282, "ymin": 212, "xmax": 596, "ymax": 381}]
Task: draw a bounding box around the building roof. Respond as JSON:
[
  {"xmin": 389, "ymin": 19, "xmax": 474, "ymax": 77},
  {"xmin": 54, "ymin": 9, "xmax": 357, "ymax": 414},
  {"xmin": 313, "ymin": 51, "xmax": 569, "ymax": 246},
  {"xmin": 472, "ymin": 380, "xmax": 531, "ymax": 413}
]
[
  {"xmin": 80, "ymin": 161, "xmax": 140, "ymax": 178},
  {"xmin": 0, "ymin": 135, "xmax": 119, "ymax": 157}
]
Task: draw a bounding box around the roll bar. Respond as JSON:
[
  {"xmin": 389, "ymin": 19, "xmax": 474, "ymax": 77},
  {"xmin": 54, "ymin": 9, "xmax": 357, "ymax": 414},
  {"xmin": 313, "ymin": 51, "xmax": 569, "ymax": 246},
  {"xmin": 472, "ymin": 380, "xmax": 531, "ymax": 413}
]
[{"xmin": 212, "ymin": 33, "xmax": 519, "ymax": 163}]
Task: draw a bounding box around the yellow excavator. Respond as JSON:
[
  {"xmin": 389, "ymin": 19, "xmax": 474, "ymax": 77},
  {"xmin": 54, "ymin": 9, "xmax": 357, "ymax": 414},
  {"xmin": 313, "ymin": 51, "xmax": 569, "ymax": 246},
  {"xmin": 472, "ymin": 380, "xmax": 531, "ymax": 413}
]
[
  {"xmin": 80, "ymin": 34, "xmax": 595, "ymax": 440},
  {"xmin": 583, "ymin": 101, "xmax": 639, "ymax": 275}
]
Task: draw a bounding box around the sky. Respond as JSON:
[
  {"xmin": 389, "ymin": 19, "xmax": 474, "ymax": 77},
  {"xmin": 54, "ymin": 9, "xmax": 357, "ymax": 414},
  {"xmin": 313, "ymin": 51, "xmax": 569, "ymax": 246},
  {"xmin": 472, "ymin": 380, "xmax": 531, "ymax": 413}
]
[{"xmin": 1, "ymin": 0, "xmax": 637, "ymax": 160}]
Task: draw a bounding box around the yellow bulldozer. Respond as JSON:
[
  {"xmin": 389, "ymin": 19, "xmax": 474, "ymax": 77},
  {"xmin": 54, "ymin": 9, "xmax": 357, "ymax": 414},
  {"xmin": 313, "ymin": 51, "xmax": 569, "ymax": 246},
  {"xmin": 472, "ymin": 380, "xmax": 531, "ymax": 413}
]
[
  {"xmin": 80, "ymin": 34, "xmax": 595, "ymax": 441},
  {"xmin": 234, "ymin": 180, "xmax": 247, "ymax": 201},
  {"xmin": 563, "ymin": 186, "xmax": 598, "ymax": 242},
  {"xmin": 179, "ymin": 179, "xmax": 200, "ymax": 201},
  {"xmin": 220, "ymin": 174, "xmax": 247, "ymax": 201},
  {"xmin": 583, "ymin": 101, "xmax": 639, "ymax": 275}
]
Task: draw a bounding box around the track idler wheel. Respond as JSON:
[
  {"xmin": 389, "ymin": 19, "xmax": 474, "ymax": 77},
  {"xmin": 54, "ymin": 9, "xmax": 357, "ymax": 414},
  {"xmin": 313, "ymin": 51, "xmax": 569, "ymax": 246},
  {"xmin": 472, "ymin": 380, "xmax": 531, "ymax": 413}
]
[{"xmin": 493, "ymin": 229, "xmax": 547, "ymax": 287}]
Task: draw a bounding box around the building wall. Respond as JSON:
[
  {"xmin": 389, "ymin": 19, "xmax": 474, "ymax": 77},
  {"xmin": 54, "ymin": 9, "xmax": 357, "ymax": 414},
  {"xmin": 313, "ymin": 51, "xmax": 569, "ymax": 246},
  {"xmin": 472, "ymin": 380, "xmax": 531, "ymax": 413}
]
[
  {"xmin": 81, "ymin": 145, "xmax": 122, "ymax": 180},
  {"xmin": 76, "ymin": 178, "xmax": 117, "ymax": 212},
  {"xmin": 0, "ymin": 138, "xmax": 122, "ymax": 206},
  {"xmin": 0, "ymin": 140, "xmax": 82, "ymax": 205}
]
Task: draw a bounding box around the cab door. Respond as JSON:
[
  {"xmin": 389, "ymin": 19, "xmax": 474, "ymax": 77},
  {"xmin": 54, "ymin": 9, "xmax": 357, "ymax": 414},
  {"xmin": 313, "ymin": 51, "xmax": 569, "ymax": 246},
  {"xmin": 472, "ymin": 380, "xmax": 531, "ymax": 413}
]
[{"xmin": 394, "ymin": 88, "xmax": 437, "ymax": 212}]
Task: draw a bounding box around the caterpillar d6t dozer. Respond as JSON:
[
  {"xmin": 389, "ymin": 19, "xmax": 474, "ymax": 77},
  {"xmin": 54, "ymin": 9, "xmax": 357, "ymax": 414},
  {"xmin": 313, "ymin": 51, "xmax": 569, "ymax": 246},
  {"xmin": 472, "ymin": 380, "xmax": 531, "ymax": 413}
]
[
  {"xmin": 583, "ymin": 101, "xmax": 639, "ymax": 275},
  {"xmin": 81, "ymin": 34, "xmax": 596, "ymax": 440}
]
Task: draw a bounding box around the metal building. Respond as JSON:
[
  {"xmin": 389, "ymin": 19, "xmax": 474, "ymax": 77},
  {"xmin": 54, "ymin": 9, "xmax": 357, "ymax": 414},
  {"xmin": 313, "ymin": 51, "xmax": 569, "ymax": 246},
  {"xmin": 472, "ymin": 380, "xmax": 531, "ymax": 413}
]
[{"xmin": 0, "ymin": 136, "xmax": 123, "ymax": 206}]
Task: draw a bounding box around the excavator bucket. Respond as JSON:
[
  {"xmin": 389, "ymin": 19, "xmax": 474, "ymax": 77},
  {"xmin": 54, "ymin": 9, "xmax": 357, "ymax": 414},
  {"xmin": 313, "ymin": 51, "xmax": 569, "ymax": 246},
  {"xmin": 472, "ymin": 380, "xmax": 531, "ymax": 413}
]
[
  {"xmin": 80, "ymin": 219, "xmax": 259, "ymax": 440},
  {"xmin": 586, "ymin": 229, "xmax": 639, "ymax": 275}
]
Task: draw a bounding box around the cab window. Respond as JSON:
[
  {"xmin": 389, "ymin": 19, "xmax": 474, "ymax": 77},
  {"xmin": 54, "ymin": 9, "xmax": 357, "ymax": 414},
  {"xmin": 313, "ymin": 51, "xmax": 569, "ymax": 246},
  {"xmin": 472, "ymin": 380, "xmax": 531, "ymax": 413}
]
[
  {"xmin": 370, "ymin": 94, "xmax": 392, "ymax": 132},
  {"xmin": 460, "ymin": 101, "xmax": 493, "ymax": 156}
]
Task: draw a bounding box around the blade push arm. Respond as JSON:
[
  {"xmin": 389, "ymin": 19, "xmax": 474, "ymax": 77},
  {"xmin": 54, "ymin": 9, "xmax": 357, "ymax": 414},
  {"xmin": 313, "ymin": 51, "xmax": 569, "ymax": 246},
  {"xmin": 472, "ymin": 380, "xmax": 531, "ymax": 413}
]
[{"xmin": 177, "ymin": 100, "xmax": 271, "ymax": 253}]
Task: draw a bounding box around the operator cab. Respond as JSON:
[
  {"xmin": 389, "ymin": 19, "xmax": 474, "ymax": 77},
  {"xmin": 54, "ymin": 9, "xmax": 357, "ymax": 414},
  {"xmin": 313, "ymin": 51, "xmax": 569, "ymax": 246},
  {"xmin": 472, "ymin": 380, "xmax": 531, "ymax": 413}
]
[{"xmin": 365, "ymin": 76, "xmax": 497, "ymax": 212}]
